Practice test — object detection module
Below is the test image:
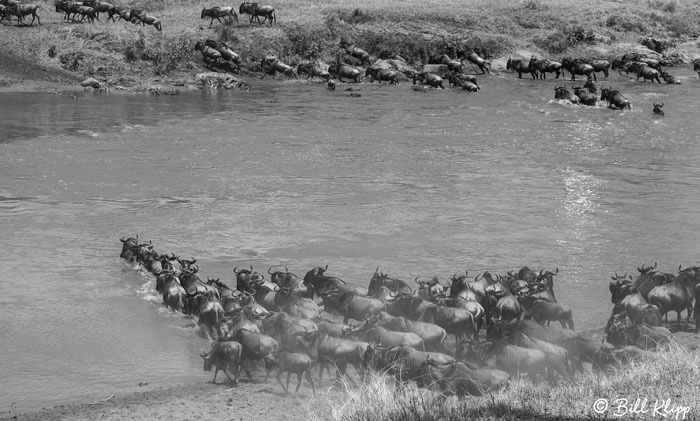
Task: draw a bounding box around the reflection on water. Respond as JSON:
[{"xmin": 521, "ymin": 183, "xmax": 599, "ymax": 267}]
[{"xmin": 2, "ymin": 73, "xmax": 700, "ymax": 411}]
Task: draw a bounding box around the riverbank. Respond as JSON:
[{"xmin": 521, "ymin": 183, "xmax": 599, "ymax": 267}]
[
  {"xmin": 3, "ymin": 327, "xmax": 699, "ymax": 421},
  {"xmin": 1, "ymin": 0, "xmax": 700, "ymax": 93}
]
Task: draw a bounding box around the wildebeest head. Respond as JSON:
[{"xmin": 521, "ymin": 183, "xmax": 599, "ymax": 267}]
[
  {"xmin": 653, "ymin": 102, "xmax": 664, "ymax": 116},
  {"xmin": 200, "ymin": 349, "xmax": 214, "ymax": 371},
  {"xmin": 637, "ymin": 262, "xmax": 657, "ymax": 275}
]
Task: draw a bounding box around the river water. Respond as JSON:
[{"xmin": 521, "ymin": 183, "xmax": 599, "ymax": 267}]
[{"xmin": 1, "ymin": 69, "xmax": 699, "ymax": 412}]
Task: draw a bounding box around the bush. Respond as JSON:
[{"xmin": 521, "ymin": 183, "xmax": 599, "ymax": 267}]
[
  {"xmin": 605, "ymin": 14, "xmax": 648, "ymax": 33},
  {"xmin": 122, "ymin": 34, "xmax": 196, "ymax": 76},
  {"xmin": 566, "ymin": 27, "xmax": 597, "ymax": 45},
  {"xmin": 533, "ymin": 32, "xmax": 569, "ymax": 54}
]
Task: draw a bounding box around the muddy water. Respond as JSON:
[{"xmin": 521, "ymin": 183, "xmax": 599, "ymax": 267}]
[{"xmin": 1, "ymin": 70, "xmax": 700, "ymax": 411}]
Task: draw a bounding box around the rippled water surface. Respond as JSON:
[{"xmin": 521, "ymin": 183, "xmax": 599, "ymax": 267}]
[{"xmin": 2, "ymin": 70, "xmax": 700, "ymax": 411}]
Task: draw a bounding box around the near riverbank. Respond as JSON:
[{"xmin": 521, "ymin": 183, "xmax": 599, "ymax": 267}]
[{"xmin": 3, "ymin": 329, "xmax": 700, "ymax": 420}]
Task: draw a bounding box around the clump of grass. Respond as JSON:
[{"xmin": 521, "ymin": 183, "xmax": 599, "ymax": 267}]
[
  {"xmin": 325, "ymin": 344, "xmax": 700, "ymax": 421},
  {"xmin": 122, "ymin": 33, "xmax": 197, "ymax": 76}
]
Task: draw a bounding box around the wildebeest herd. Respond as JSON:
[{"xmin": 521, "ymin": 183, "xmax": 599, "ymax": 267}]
[
  {"xmin": 0, "ymin": 0, "xmax": 164, "ymax": 28},
  {"xmin": 119, "ymin": 236, "xmax": 688, "ymax": 398}
]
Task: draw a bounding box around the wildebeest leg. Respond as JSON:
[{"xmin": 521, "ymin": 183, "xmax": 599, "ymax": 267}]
[
  {"xmin": 275, "ymin": 370, "xmax": 287, "ymax": 393},
  {"xmin": 221, "ymin": 365, "xmax": 235, "ymax": 383},
  {"xmin": 233, "ymin": 363, "xmax": 241, "ymax": 384},
  {"xmin": 241, "ymin": 359, "xmax": 254, "ymax": 379},
  {"xmin": 306, "ymin": 370, "xmax": 315, "ymax": 395},
  {"xmin": 212, "ymin": 368, "xmax": 219, "ymax": 384}
]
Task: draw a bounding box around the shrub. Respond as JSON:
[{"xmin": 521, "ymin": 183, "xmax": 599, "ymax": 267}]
[
  {"xmin": 605, "ymin": 14, "xmax": 648, "ymax": 33},
  {"xmin": 336, "ymin": 8, "xmax": 373, "ymax": 25},
  {"xmin": 122, "ymin": 34, "xmax": 196, "ymax": 76},
  {"xmin": 566, "ymin": 26, "xmax": 597, "ymax": 45},
  {"xmin": 533, "ymin": 32, "xmax": 569, "ymax": 54}
]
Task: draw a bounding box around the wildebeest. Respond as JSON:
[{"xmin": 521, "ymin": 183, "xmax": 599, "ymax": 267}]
[
  {"xmin": 196, "ymin": 41, "xmax": 224, "ymax": 66},
  {"xmin": 447, "ymin": 73, "xmax": 479, "ymax": 91},
  {"xmin": 578, "ymin": 58, "xmax": 610, "ymax": 79},
  {"xmin": 260, "ymin": 55, "xmax": 296, "ymax": 79},
  {"xmin": 593, "ymin": 345, "xmax": 650, "ymax": 372},
  {"xmin": 506, "ymin": 57, "xmax": 535, "ymax": 79},
  {"xmin": 346, "ymin": 324, "xmax": 425, "ymax": 351},
  {"xmin": 233, "ymin": 266, "xmax": 266, "ymax": 294},
  {"xmin": 626, "ymin": 62, "xmax": 661, "ymax": 83},
  {"xmin": 82, "ymin": 0, "xmax": 114, "ymax": 21},
  {"xmin": 294, "ymin": 332, "xmax": 366, "ymax": 381},
  {"xmin": 304, "ymin": 266, "xmax": 367, "ymax": 297},
  {"xmin": 340, "ymin": 41, "xmax": 370, "ymax": 65},
  {"xmin": 561, "ymin": 57, "xmax": 595, "ymax": 81},
  {"xmin": 554, "ymin": 85, "xmax": 579, "ymax": 104},
  {"xmin": 370, "ymin": 311, "xmax": 446, "ymax": 351},
  {"xmin": 582, "ymin": 79, "xmax": 598, "ymax": 95},
  {"xmin": 238, "ymin": 1, "xmax": 275, "ymax": 26},
  {"xmin": 203, "ymin": 39, "xmax": 242, "ymax": 73},
  {"xmin": 162, "ymin": 276, "xmax": 186, "ymax": 312},
  {"xmin": 653, "ymin": 102, "xmax": 664, "ymax": 116},
  {"xmin": 365, "ymin": 66, "xmax": 400, "ymax": 84},
  {"xmin": 508, "ymin": 332, "xmax": 571, "ymax": 380},
  {"xmin": 233, "ymin": 328, "xmax": 279, "ymax": 379},
  {"xmin": 463, "ymin": 340, "xmax": 548, "ymax": 383},
  {"xmin": 464, "ymin": 50, "xmax": 491, "ymax": 74},
  {"xmin": 573, "ymin": 86, "xmax": 597, "ymax": 106},
  {"xmin": 321, "ymin": 289, "xmax": 384, "ymax": 324},
  {"xmin": 296, "ymin": 62, "xmax": 331, "ymax": 82},
  {"xmin": 264, "ymin": 350, "xmax": 315, "ymax": 396},
  {"xmin": 200, "ymin": 340, "xmax": 243, "ymax": 384},
  {"xmin": 694, "ymin": 59, "xmax": 700, "ymax": 78},
  {"xmin": 529, "ymin": 57, "xmax": 562, "ymax": 79},
  {"xmin": 197, "ymin": 291, "xmax": 226, "ymax": 340},
  {"xmin": 369, "ymin": 268, "xmax": 412, "ymax": 296},
  {"xmin": 421, "ymin": 358, "xmax": 508, "ymax": 397},
  {"xmin": 327, "ymin": 63, "xmax": 363, "ymax": 83},
  {"xmin": 201, "ymin": 6, "xmax": 237, "ymax": 27},
  {"xmin": 521, "ymin": 297, "xmax": 574, "ymax": 330},
  {"xmin": 435, "ymin": 54, "xmax": 464, "ymax": 73},
  {"xmin": 54, "ymin": 0, "xmax": 82, "ymax": 21},
  {"xmin": 600, "ymin": 87, "xmax": 631, "ymax": 110},
  {"xmin": 412, "ymin": 72, "xmax": 444, "ymax": 89},
  {"xmin": 9, "ymin": 3, "xmax": 41, "ymax": 25},
  {"xmin": 419, "ymin": 303, "xmax": 477, "ymax": 346},
  {"xmin": 648, "ymin": 266, "xmax": 700, "ymax": 327},
  {"xmin": 659, "ymin": 71, "xmax": 681, "ymax": 84}
]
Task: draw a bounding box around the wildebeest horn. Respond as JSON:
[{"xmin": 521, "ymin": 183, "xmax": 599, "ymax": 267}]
[
  {"xmin": 199, "ymin": 351, "xmax": 207, "ymax": 358},
  {"xmin": 268, "ymin": 266, "xmax": 275, "ymax": 275},
  {"xmin": 415, "ymin": 276, "xmax": 422, "ymax": 284},
  {"xmin": 653, "ymin": 261, "xmax": 657, "ymax": 269},
  {"xmin": 233, "ymin": 266, "xmax": 241, "ymax": 274}
]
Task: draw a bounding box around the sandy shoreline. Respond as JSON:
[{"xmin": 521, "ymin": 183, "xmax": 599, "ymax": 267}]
[{"xmin": 0, "ymin": 378, "xmax": 344, "ymax": 421}]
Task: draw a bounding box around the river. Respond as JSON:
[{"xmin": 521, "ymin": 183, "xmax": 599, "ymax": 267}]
[{"xmin": 1, "ymin": 69, "xmax": 699, "ymax": 412}]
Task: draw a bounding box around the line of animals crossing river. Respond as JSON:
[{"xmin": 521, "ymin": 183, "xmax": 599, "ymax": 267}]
[{"xmin": 119, "ymin": 236, "xmax": 694, "ymax": 398}]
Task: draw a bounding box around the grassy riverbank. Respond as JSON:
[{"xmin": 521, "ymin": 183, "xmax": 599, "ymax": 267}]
[
  {"xmin": 329, "ymin": 341, "xmax": 700, "ymax": 420},
  {"xmin": 1, "ymin": 0, "xmax": 700, "ymax": 90}
]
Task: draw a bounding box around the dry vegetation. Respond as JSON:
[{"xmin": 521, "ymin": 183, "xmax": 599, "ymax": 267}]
[
  {"xmin": 2, "ymin": 0, "xmax": 700, "ymax": 88},
  {"xmin": 326, "ymin": 342, "xmax": 700, "ymax": 420}
]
